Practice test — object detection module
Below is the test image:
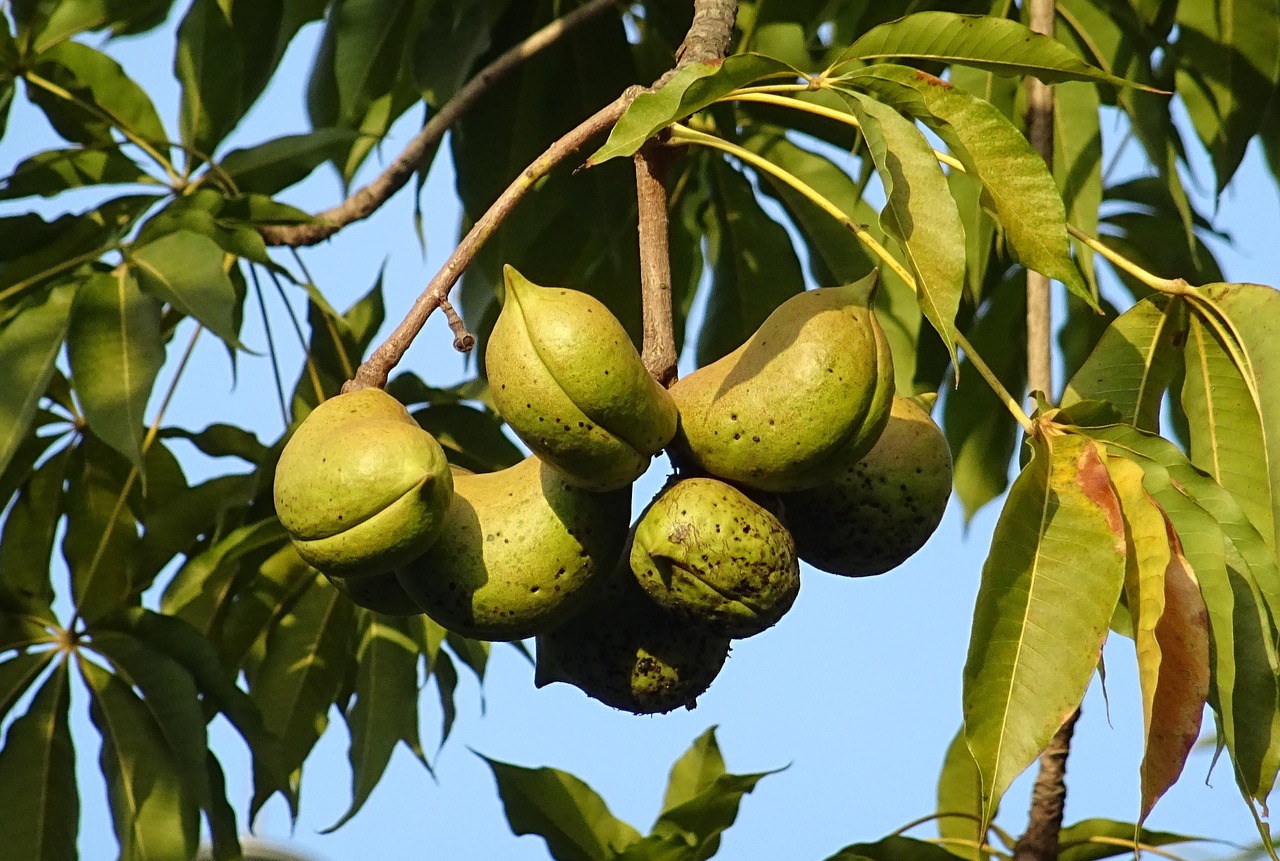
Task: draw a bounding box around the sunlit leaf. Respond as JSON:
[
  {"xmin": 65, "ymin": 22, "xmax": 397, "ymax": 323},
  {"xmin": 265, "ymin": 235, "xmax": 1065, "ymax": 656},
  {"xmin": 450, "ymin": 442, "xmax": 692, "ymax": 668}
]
[
  {"xmin": 0, "ymin": 659, "xmax": 77, "ymax": 861},
  {"xmin": 1062, "ymin": 296, "xmax": 1187, "ymax": 432},
  {"xmin": 589, "ymin": 54, "xmax": 803, "ymax": 164},
  {"xmin": 66, "ymin": 268, "xmax": 164, "ymax": 471},
  {"xmin": 159, "ymin": 517, "xmax": 288, "ymax": 630},
  {"xmin": 1057, "ymin": 818, "xmax": 1208, "ymax": 861},
  {"xmin": 839, "ymin": 89, "xmax": 964, "ymax": 363},
  {"xmin": 661, "ymin": 727, "xmax": 727, "ymax": 814},
  {"xmin": 935, "ymin": 728, "xmax": 984, "ymax": 860},
  {"xmin": 963, "ymin": 431, "xmax": 1127, "ymax": 825},
  {"xmin": 130, "ymin": 229, "xmax": 243, "ymax": 348},
  {"xmin": 835, "ymin": 12, "xmax": 1145, "ymax": 88},
  {"xmin": 826, "ymin": 835, "xmax": 961, "ymax": 861},
  {"xmin": 484, "ymin": 756, "xmax": 643, "ymax": 861},
  {"xmin": 0, "ymin": 145, "xmax": 154, "ymax": 200},
  {"xmin": 0, "ymin": 282, "xmax": 74, "ymax": 478}
]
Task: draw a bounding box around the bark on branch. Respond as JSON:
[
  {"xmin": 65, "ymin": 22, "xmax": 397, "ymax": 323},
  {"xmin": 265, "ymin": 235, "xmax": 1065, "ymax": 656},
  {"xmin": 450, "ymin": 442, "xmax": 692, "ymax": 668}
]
[
  {"xmin": 345, "ymin": 0, "xmax": 739, "ymax": 392},
  {"xmin": 635, "ymin": 139, "xmax": 678, "ymax": 386},
  {"xmin": 260, "ymin": 0, "xmax": 625, "ymax": 247}
]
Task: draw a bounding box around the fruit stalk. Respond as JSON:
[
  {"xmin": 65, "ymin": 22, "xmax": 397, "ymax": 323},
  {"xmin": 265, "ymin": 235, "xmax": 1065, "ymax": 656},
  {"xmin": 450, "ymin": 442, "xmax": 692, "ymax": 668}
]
[{"xmin": 635, "ymin": 140, "xmax": 679, "ymax": 385}]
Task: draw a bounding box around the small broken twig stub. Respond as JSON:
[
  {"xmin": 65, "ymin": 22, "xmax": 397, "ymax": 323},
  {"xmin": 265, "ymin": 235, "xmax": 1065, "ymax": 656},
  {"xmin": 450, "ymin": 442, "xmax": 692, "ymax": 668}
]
[{"xmin": 635, "ymin": 139, "xmax": 679, "ymax": 387}]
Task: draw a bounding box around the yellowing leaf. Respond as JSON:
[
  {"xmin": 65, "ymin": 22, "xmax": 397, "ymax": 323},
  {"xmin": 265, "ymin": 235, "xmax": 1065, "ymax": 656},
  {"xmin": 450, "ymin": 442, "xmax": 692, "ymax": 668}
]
[{"xmin": 963, "ymin": 432, "xmax": 1127, "ymax": 826}]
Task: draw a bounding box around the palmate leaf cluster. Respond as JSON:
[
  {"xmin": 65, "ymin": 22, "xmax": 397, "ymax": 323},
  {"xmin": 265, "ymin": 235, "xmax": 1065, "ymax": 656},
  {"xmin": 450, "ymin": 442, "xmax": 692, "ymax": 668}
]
[{"xmin": 0, "ymin": 0, "xmax": 1279, "ymax": 859}]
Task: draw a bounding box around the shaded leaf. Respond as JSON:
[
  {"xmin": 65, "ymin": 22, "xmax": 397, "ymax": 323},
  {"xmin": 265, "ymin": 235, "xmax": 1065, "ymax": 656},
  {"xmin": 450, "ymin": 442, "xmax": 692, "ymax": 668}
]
[
  {"xmin": 159, "ymin": 422, "xmax": 267, "ymax": 463},
  {"xmin": 963, "ymin": 432, "xmax": 1127, "ymax": 824},
  {"xmin": 0, "ymin": 659, "xmax": 77, "ymax": 861},
  {"xmin": 0, "ymin": 282, "xmax": 75, "ymax": 478},
  {"xmin": 935, "ymin": 728, "xmax": 984, "ymax": 860},
  {"xmin": 0, "ymin": 650, "xmax": 55, "ymax": 724},
  {"xmin": 484, "ymin": 756, "xmax": 642, "ymax": 861},
  {"xmin": 67, "ymin": 268, "xmax": 164, "ymax": 470},
  {"xmin": 835, "ymin": 12, "xmax": 1144, "ymax": 88},
  {"xmin": 590, "ymin": 54, "xmax": 803, "ymax": 164},
  {"xmin": 1062, "ymin": 295, "xmax": 1187, "ymax": 432},
  {"xmin": 136, "ymin": 472, "xmax": 256, "ymax": 586},
  {"xmin": 218, "ymin": 129, "xmax": 361, "ymax": 195},
  {"xmin": 62, "ymin": 441, "xmax": 138, "ymax": 624},
  {"xmin": 0, "ymin": 444, "xmax": 71, "ymax": 618},
  {"xmin": 411, "ymin": 403, "xmax": 523, "ymax": 473},
  {"xmin": 697, "ymin": 157, "xmax": 805, "ymax": 366},
  {"xmin": 1057, "ymin": 818, "xmax": 1208, "ymax": 861},
  {"xmin": 25, "ymin": 0, "xmax": 174, "ymax": 52},
  {"xmin": 130, "ymin": 229, "xmax": 242, "ymax": 348},
  {"xmin": 327, "ymin": 615, "xmax": 426, "ymax": 831},
  {"xmin": 826, "ymin": 835, "xmax": 961, "ymax": 861},
  {"xmin": 0, "ymin": 145, "xmax": 154, "ymax": 200},
  {"xmin": 80, "ymin": 657, "xmax": 200, "ymax": 861}
]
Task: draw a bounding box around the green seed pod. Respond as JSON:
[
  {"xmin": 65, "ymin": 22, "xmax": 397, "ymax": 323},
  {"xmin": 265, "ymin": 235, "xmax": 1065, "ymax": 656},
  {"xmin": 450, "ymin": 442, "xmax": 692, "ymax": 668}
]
[
  {"xmin": 780, "ymin": 396, "xmax": 952, "ymax": 576},
  {"xmin": 535, "ymin": 541, "xmax": 730, "ymax": 715},
  {"xmin": 668, "ymin": 272, "xmax": 894, "ymax": 492},
  {"xmin": 273, "ymin": 388, "xmax": 454, "ymax": 578},
  {"xmin": 395, "ymin": 455, "xmax": 630, "ymax": 640},
  {"xmin": 631, "ymin": 478, "xmax": 799, "ymax": 638},
  {"xmin": 486, "ymin": 265, "xmax": 678, "ymax": 491}
]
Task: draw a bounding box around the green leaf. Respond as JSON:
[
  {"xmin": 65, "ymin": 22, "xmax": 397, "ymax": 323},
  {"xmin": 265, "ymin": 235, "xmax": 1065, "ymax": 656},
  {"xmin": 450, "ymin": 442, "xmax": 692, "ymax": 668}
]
[
  {"xmin": 661, "ymin": 727, "xmax": 727, "ymax": 814},
  {"xmin": 80, "ymin": 656, "xmax": 201, "ymax": 861},
  {"xmin": 0, "ymin": 145, "xmax": 155, "ymax": 200},
  {"xmin": 0, "ymin": 444, "xmax": 71, "ymax": 618},
  {"xmin": 589, "ymin": 54, "xmax": 803, "ymax": 164},
  {"xmin": 326, "ymin": 615, "xmax": 426, "ymax": 831},
  {"xmin": 826, "ymin": 835, "xmax": 961, "ymax": 861},
  {"xmin": 1185, "ymin": 284, "xmax": 1280, "ymax": 555},
  {"xmin": 66, "ymin": 268, "xmax": 163, "ymax": 470},
  {"xmin": 850, "ymin": 64, "xmax": 1091, "ymax": 306},
  {"xmin": 1062, "ymin": 295, "xmax": 1187, "ymax": 432},
  {"xmin": 1057, "ymin": 818, "xmax": 1208, "ymax": 861},
  {"xmin": 1175, "ymin": 0, "xmax": 1280, "ymax": 191},
  {"xmin": 135, "ymin": 472, "xmax": 256, "ymax": 585},
  {"xmin": 62, "ymin": 440, "xmax": 139, "ymax": 624},
  {"xmin": 839, "ymin": 88, "xmax": 964, "ymax": 363},
  {"xmin": 410, "ymin": 0, "xmax": 507, "ymax": 106},
  {"xmin": 158, "ymin": 422, "xmax": 267, "ymax": 463},
  {"xmin": 27, "ymin": 39, "xmax": 169, "ymax": 149},
  {"xmin": 0, "ymin": 282, "xmax": 74, "ymax": 478},
  {"xmin": 0, "ymin": 659, "xmax": 77, "ymax": 861},
  {"xmin": 129, "ymin": 229, "xmax": 243, "ymax": 348},
  {"xmin": 24, "ymin": 0, "xmax": 173, "ymax": 52},
  {"xmin": 160, "ymin": 517, "xmax": 288, "ymax": 632},
  {"xmin": 217, "ymin": 129, "xmax": 361, "ymax": 195},
  {"xmin": 484, "ymin": 756, "xmax": 643, "ymax": 861},
  {"xmin": 935, "ymin": 728, "xmax": 984, "ymax": 860},
  {"xmin": 248, "ymin": 571, "xmax": 356, "ymax": 818},
  {"xmin": 651, "ymin": 769, "xmax": 777, "ymax": 861},
  {"xmin": 1107, "ymin": 457, "xmax": 1210, "ymax": 821},
  {"xmin": 835, "ymin": 12, "xmax": 1145, "ymax": 88},
  {"xmin": 697, "ymin": 157, "xmax": 805, "ymax": 366},
  {"xmin": 410, "ymin": 402, "xmax": 522, "ymax": 473},
  {"xmin": 963, "ymin": 432, "xmax": 1127, "ymax": 825},
  {"xmin": 1050, "ymin": 53, "xmax": 1103, "ymax": 293},
  {"xmin": 0, "ymin": 650, "xmax": 55, "ymax": 724}
]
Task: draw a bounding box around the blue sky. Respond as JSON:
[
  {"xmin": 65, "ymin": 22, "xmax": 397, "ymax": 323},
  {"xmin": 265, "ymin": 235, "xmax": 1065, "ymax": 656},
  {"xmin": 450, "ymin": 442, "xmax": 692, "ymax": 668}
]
[{"xmin": 2, "ymin": 8, "xmax": 1278, "ymax": 861}]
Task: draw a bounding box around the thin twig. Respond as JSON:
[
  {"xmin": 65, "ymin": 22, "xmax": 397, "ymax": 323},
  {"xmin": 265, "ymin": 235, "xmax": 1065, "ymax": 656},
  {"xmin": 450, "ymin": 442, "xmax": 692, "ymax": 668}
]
[
  {"xmin": 344, "ymin": 93, "xmax": 635, "ymax": 391},
  {"xmin": 635, "ymin": 138, "xmax": 679, "ymax": 385},
  {"xmin": 260, "ymin": 0, "xmax": 626, "ymax": 247}
]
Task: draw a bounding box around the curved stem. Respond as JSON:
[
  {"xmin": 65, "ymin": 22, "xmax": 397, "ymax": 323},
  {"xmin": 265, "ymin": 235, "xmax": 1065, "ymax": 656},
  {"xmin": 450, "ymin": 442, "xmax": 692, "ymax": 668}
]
[
  {"xmin": 1065, "ymin": 225, "xmax": 1195, "ymax": 295},
  {"xmin": 261, "ymin": 0, "xmax": 625, "ymax": 247},
  {"xmin": 24, "ymin": 71, "xmax": 178, "ymax": 185}
]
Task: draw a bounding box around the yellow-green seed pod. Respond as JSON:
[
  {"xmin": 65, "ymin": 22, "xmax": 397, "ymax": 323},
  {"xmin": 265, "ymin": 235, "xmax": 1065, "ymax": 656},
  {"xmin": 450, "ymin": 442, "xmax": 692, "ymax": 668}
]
[
  {"xmin": 273, "ymin": 388, "xmax": 454, "ymax": 578},
  {"xmin": 395, "ymin": 455, "xmax": 630, "ymax": 640},
  {"xmin": 668, "ymin": 273, "xmax": 894, "ymax": 492},
  {"xmin": 486, "ymin": 265, "xmax": 678, "ymax": 490}
]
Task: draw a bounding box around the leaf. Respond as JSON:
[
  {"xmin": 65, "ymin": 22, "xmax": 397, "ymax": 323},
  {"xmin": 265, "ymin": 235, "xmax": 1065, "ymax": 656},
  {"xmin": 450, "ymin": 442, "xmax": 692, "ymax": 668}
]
[
  {"xmin": 248, "ymin": 571, "xmax": 356, "ymax": 818},
  {"xmin": 849, "ymin": 65, "xmax": 1091, "ymax": 305},
  {"xmin": 483, "ymin": 756, "xmax": 642, "ymax": 861},
  {"xmin": 1175, "ymin": 0, "xmax": 1280, "ymax": 191},
  {"xmin": 935, "ymin": 728, "xmax": 984, "ymax": 860},
  {"xmin": 1107, "ymin": 457, "xmax": 1209, "ymax": 820},
  {"xmin": 129, "ymin": 229, "xmax": 243, "ymax": 348},
  {"xmin": 0, "ymin": 145, "xmax": 155, "ymax": 200},
  {"xmin": 158, "ymin": 421, "xmax": 267, "ymax": 463},
  {"xmin": 1057, "ymin": 818, "xmax": 1208, "ymax": 861},
  {"xmin": 159, "ymin": 517, "xmax": 288, "ymax": 629},
  {"xmin": 62, "ymin": 440, "xmax": 139, "ymax": 624},
  {"xmin": 217, "ymin": 129, "xmax": 361, "ymax": 195},
  {"xmin": 697, "ymin": 157, "xmax": 805, "ymax": 366},
  {"xmin": 24, "ymin": 0, "xmax": 173, "ymax": 52},
  {"xmin": 410, "ymin": 402, "xmax": 523, "ymax": 473},
  {"xmin": 66, "ymin": 268, "xmax": 163, "ymax": 471},
  {"xmin": 0, "ymin": 444, "xmax": 71, "ymax": 618},
  {"xmin": 1051, "ymin": 72, "xmax": 1103, "ymax": 293},
  {"xmin": 80, "ymin": 657, "xmax": 201, "ymax": 861},
  {"xmin": 1062, "ymin": 295, "xmax": 1187, "ymax": 432},
  {"xmin": 1186, "ymin": 283, "xmax": 1280, "ymax": 555},
  {"xmin": 0, "ymin": 659, "xmax": 77, "ymax": 861},
  {"xmin": 826, "ymin": 835, "xmax": 961, "ymax": 861},
  {"xmin": 0, "ymin": 650, "xmax": 54, "ymax": 724},
  {"xmin": 661, "ymin": 727, "xmax": 727, "ymax": 814},
  {"xmin": 135, "ymin": 472, "xmax": 256, "ymax": 585},
  {"xmin": 963, "ymin": 432, "xmax": 1127, "ymax": 825},
  {"xmin": 651, "ymin": 769, "xmax": 778, "ymax": 861},
  {"xmin": 840, "ymin": 89, "xmax": 965, "ymax": 363},
  {"xmin": 326, "ymin": 615, "xmax": 426, "ymax": 831},
  {"xmin": 835, "ymin": 12, "xmax": 1146, "ymax": 88},
  {"xmin": 27, "ymin": 39, "xmax": 168, "ymax": 149},
  {"xmin": 589, "ymin": 54, "xmax": 803, "ymax": 164},
  {"xmin": 0, "ymin": 282, "xmax": 75, "ymax": 478}
]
